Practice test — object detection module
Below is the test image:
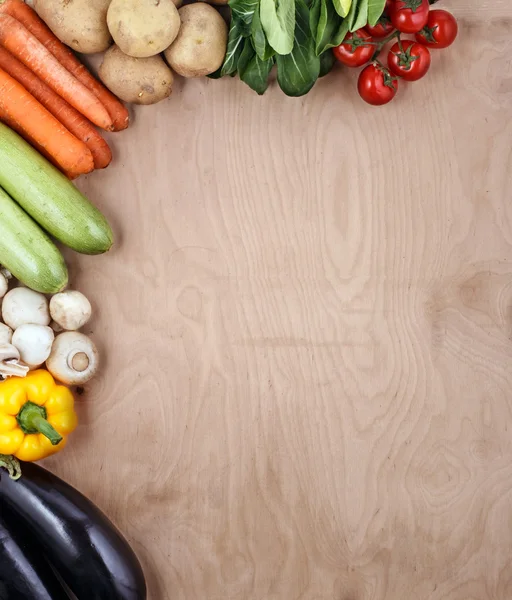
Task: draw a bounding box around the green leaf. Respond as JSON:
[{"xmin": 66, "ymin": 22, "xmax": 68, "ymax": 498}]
[
  {"xmin": 229, "ymin": 0, "xmax": 259, "ymax": 26},
  {"xmin": 221, "ymin": 18, "xmax": 246, "ymax": 76},
  {"xmin": 332, "ymin": 0, "xmax": 352, "ymax": 18},
  {"xmin": 251, "ymin": 4, "xmax": 275, "ymax": 61},
  {"xmin": 276, "ymin": 0, "xmax": 320, "ymax": 96},
  {"xmin": 319, "ymin": 49, "xmax": 335, "ymax": 77},
  {"xmin": 349, "ymin": 0, "xmax": 369, "ymax": 31},
  {"xmin": 242, "ymin": 57, "xmax": 275, "ymax": 94},
  {"xmin": 310, "ymin": 0, "xmax": 350, "ymax": 55},
  {"xmin": 367, "ymin": 0, "xmax": 386, "ymax": 26},
  {"xmin": 237, "ymin": 38, "xmax": 256, "ymax": 76},
  {"xmin": 260, "ymin": 0, "xmax": 296, "ymax": 55},
  {"xmin": 346, "ymin": 0, "xmax": 358, "ymax": 29}
]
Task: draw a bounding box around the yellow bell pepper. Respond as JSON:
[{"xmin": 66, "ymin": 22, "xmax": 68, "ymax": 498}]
[{"xmin": 0, "ymin": 370, "xmax": 77, "ymax": 462}]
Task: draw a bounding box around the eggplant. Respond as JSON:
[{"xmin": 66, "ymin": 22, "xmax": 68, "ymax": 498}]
[
  {"xmin": 0, "ymin": 510, "xmax": 71, "ymax": 600},
  {"xmin": 0, "ymin": 462, "xmax": 147, "ymax": 600}
]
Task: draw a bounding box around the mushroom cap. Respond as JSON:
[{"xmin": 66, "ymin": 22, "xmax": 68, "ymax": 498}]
[
  {"xmin": 46, "ymin": 331, "xmax": 99, "ymax": 385},
  {"xmin": 2, "ymin": 287, "xmax": 50, "ymax": 330},
  {"xmin": 12, "ymin": 324, "xmax": 55, "ymax": 367},
  {"xmin": 50, "ymin": 291, "xmax": 92, "ymax": 331}
]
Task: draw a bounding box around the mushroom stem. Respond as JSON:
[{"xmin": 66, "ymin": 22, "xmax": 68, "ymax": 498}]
[{"xmin": 70, "ymin": 352, "xmax": 89, "ymax": 372}]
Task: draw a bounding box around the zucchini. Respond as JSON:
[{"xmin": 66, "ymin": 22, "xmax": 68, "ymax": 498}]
[
  {"xmin": 0, "ymin": 187, "xmax": 68, "ymax": 293},
  {"xmin": 0, "ymin": 123, "xmax": 113, "ymax": 255}
]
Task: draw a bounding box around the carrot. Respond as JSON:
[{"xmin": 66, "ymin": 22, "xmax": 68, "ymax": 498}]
[
  {"xmin": 0, "ymin": 67, "xmax": 94, "ymax": 176},
  {"xmin": 0, "ymin": 47, "xmax": 111, "ymax": 169},
  {"xmin": 0, "ymin": 14, "xmax": 113, "ymax": 131},
  {"xmin": 0, "ymin": 0, "xmax": 129, "ymax": 131}
]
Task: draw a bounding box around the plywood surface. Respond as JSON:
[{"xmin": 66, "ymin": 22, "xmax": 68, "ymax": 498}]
[{"xmin": 44, "ymin": 2, "xmax": 512, "ymax": 598}]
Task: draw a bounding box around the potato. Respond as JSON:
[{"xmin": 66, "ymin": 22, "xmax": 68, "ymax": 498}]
[
  {"xmin": 99, "ymin": 46, "xmax": 174, "ymax": 105},
  {"xmin": 107, "ymin": 0, "xmax": 181, "ymax": 58},
  {"xmin": 164, "ymin": 3, "xmax": 227, "ymax": 78},
  {"xmin": 33, "ymin": 0, "xmax": 111, "ymax": 54}
]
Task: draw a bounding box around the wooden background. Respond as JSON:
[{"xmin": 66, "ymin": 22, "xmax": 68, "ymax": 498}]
[{"xmin": 45, "ymin": 1, "xmax": 512, "ymax": 598}]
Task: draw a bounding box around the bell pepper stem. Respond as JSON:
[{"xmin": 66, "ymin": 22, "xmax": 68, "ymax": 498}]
[
  {"xmin": 0, "ymin": 454, "xmax": 22, "ymax": 480},
  {"xmin": 17, "ymin": 402, "xmax": 63, "ymax": 446},
  {"xmin": 30, "ymin": 414, "xmax": 63, "ymax": 446}
]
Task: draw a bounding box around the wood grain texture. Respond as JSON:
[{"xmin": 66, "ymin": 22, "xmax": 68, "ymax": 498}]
[{"xmin": 44, "ymin": 2, "xmax": 512, "ymax": 598}]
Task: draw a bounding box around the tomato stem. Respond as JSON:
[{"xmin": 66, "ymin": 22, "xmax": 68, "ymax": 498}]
[{"xmin": 371, "ymin": 30, "xmax": 401, "ymax": 61}]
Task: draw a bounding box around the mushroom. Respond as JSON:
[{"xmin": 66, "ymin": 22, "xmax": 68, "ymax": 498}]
[
  {"xmin": 2, "ymin": 288, "xmax": 50, "ymax": 330},
  {"xmin": 46, "ymin": 331, "xmax": 99, "ymax": 385},
  {"xmin": 0, "ymin": 272, "xmax": 8, "ymax": 299},
  {"xmin": 0, "ymin": 323, "xmax": 13, "ymax": 345},
  {"xmin": 49, "ymin": 290, "xmax": 92, "ymax": 331},
  {"xmin": 12, "ymin": 324, "xmax": 54, "ymax": 368},
  {"xmin": 0, "ymin": 343, "xmax": 29, "ymax": 378}
]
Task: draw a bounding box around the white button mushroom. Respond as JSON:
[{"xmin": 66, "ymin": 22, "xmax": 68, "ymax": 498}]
[
  {"xmin": 46, "ymin": 331, "xmax": 99, "ymax": 385},
  {"xmin": 49, "ymin": 290, "xmax": 92, "ymax": 331},
  {"xmin": 0, "ymin": 323, "xmax": 13, "ymax": 345},
  {"xmin": 12, "ymin": 324, "xmax": 55, "ymax": 368},
  {"xmin": 2, "ymin": 288, "xmax": 50, "ymax": 330},
  {"xmin": 0, "ymin": 343, "xmax": 29, "ymax": 378},
  {"xmin": 0, "ymin": 272, "xmax": 8, "ymax": 299}
]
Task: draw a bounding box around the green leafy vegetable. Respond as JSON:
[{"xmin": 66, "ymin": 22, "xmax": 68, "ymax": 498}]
[
  {"xmin": 332, "ymin": 0, "xmax": 352, "ymax": 18},
  {"xmin": 350, "ymin": 0, "xmax": 369, "ymax": 32},
  {"xmin": 310, "ymin": 0, "xmax": 350, "ymax": 55},
  {"xmin": 238, "ymin": 41, "xmax": 275, "ymax": 94},
  {"xmin": 230, "ymin": 0, "xmax": 260, "ymax": 29},
  {"xmin": 319, "ymin": 49, "xmax": 335, "ymax": 77},
  {"xmin": 221, "ymin": 19, "xmax": 246, "ymax": 76},
  {"xmin": 276, "ymin": 0, "xmax": 320, "ymax": 96},
  {"xmin": 251, "ymin": 4, "xmax": 275, "ymax": 61},
  {"xmin": 367, "ymin": 0, "xmax": 386, "ymax": 26},
  {"xmin": 260, "ymin": 0, "xmax": 296, "ymax": 55}
]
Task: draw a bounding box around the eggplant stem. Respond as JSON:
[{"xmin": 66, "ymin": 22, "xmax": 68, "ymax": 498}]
[{"xmin": 0, "ymin": 454, "xmax": 21, "ymax": 480}]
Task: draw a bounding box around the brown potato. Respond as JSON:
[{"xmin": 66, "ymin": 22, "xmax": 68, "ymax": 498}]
[
  {"xmin": 99, "ymin": 46, "xmax": 174, "ymax": 105},
  {"xmin": 164, "ymin": 3, "xmax": 227, "ymax": 78},
  {"xmin": 107, "ymin": 0, "xmax": 181, "ymax": 58},
  {"xmin": 33, "ymin": 0, "xmax": 111, "ymax": 54}
]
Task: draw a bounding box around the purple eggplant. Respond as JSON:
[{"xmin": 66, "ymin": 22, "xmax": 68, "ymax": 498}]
[{"xmin": 0, "ymin": 462, "xmax": 146, "ymax": 600}]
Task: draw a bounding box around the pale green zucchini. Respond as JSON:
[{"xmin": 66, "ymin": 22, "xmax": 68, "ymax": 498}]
[
  {"xmin": 0, "ymin": 186, "xmax": 68, "ymax": 293},
  {"xmin": 0, "ymin": 123, "xmax": 113, "ymax": 255}
]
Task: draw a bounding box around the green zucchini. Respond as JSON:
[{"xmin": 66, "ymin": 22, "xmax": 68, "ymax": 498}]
[
  {"xmin": 0, "ymin": 187, "xmax": 68, "ymax": 293},
  {"xmin": 0, "ymin": 123, "xmax": 113, "ymax": 255}
]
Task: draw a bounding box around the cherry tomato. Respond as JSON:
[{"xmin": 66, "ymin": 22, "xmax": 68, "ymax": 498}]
[
  {"xmin": 357, "ymin": 64, "xmax": 399, "ymax": 105},
  {"xmin": 365, "ymin": 14, "xmax": 395, "ymax": 38},
  {"xmin": 390, "ymin": 0, "xmax": 429, "ymax": 34},
  {"xmin": 415, "ymin": 10, "xmax": 458, "ymax": 49},
  {"xmin": 365, "ymin": 0, "xmax": 395, "ymax": 38},
  {"xmin": 388, "ymin": 40, "xmax": 431, "ymax": 81},
  {"xmin": 333, "ymin": 29, "xmax": 375, "ymax": 68}
]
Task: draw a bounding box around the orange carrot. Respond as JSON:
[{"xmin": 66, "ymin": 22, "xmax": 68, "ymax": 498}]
[
  {"xmin": 0, "ymin": 14, "xmax": 113, "ymax": 130},
  {"xmin": 0, "ymin": 47, "xmax": 111, "ymax": 169},
  {"xmin": 0, "ymin": 0, "xmax": 129, "ymax": 131},
  {"xmin": 0, "ymin": 67, "xmax": 94, "ymax": 176}
]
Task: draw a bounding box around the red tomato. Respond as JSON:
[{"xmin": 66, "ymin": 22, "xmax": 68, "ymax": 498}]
[
  {"xmin": 390, "ymin": 0, "xmax": 429, "ymax": 34},
  {"xmin": 415, "ymin": 10, "xmax": 458, "ymax": 48},
  {"xmin": 357, "ymin": 64, "xmax": 399, "ymax": 105},
  {"xmin": 388, "ymin": 40, "xmax": 431, "ymax": 81},
  {"xmin": 365, "ymin": 14, "xmax": 395, "ymax": 38},
  {"xmin": 333, "ymin": 29, "xmax": 375, "ymax": 68},
  {"xmin": 365, "ymin": 0, "xmax": 395, "ymax": 38}
]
